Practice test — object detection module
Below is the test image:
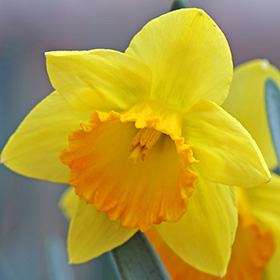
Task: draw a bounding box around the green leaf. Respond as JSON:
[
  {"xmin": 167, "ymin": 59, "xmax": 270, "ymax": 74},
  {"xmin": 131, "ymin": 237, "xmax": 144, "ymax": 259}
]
[
  {"xmin": 265, "ymin": 78, "xmax": 280, "ymax": 172},
  {"xmin": 170, "ymin": 0, "xmax": 190, "ymax": 11},
  {"xmin": 112, "ymin": 231, "xmax": 171, "ymax": 280}
]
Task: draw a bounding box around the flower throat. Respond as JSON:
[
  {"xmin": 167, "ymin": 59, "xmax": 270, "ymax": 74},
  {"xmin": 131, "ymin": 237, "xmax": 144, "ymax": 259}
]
[{"xmin": 129, "ymin": 127, "xmax": 162, "ymax": 163}]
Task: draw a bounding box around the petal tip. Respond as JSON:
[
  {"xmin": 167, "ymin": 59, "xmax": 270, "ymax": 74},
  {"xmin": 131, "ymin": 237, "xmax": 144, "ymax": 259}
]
[
  {"xmin": 45, "ymin": 51, "xmax": 65, "ymax": 60},
  {"xmin": 45, "ymin": 51, "xmax": 55, "ymax": 59},
  {"xmin": 197, "ymin": 9, "xmax": 204, "ymax": 16},
  {"xmin": 0, "ymin": 156, "xmax": 7, "ymax": 164},
  {"xmin": 263, "ymin": 170, "xmax": 272, "ymax": 184},
  {"xmin": 261, "ymin": 59, "xmax": 270, "ymax": 70}
]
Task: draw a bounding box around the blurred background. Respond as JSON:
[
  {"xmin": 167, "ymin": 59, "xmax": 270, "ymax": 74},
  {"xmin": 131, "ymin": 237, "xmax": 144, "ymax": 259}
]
[{"xmin": 0, "ymin": 0, "xmax": 279, "ymax": 279}]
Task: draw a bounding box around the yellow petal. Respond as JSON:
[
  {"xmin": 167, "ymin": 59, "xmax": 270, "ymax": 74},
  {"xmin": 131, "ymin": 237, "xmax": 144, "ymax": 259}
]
[
  {"xmin": 60, "ymin": 110, "xmax": 197, "ymax": 232},
  {"xmin": 1, "ymin": 91, "xmax": 91, "ymax": 183},
  {"xmin": 263, "ymin": 250, "xmax": 280, "ymax": 280},
  {"xmin": 222, "ymin": 59, "xmax": 280, "ymax": 170},
  {"xmin": 126, "ymin": 8, "xmax": 232, "ymax": 112},
  {"xmin": 46, "ymin": 49, "xmax": 152, "ymax": 112},
  {"xmin": 183, "ymin": 98, "xmax": 270, "ymax": 187},
  {"xmin": 68, "ymin": 197, "xmax": 137, "ymax": 263},
  {"xmin": 243, "ymin": 173, "xmax": 280, "ymax": 246},
  {"xmin": 59, "ymin": 187, "xmax": 79, "ymax": 220},
  {"xmin": 153, "ymin": 167, "xmax": 238, "ymax": 276},
  {"xmin": 148, "ymin": 210, "xmax": 274, "ymax": 280}
]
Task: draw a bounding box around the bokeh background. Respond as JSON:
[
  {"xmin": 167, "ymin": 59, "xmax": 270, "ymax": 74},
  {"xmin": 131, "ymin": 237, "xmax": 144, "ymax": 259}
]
[{"xmin": 0, "ymin": 0, "xmax": 279, "ymax": 279}]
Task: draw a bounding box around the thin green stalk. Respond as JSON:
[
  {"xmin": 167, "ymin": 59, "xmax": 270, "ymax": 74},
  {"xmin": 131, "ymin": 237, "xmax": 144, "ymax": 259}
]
[
  {"xmin": 170, "ymin": 0, "xmax": 190, "ymax": 11},
  {"xmin": 112, "ymin": 231, "xmax": 171, "ymax": 280}
]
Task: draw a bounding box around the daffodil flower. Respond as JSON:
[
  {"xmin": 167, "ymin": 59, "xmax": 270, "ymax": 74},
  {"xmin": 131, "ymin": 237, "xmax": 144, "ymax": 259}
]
[
  {"xmin": 0, "ymin": 10, "xmax": 270, "ymax": 276},
  {"xmin": 224, "ymin": 60, "xmax": 280, "ymax": 280},
  {"xmin": 146, "ymin": 60, "xmax": 280, "ymax": 279}
]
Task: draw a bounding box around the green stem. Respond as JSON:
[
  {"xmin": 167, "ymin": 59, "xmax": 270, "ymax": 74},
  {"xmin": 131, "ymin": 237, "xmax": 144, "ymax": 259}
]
[
  {"xmin": 170, "ymin": 0, "xmax": 190, "ymax": 11},
  {"xmin": 112, "ymin": 231, "xmax": 171, "ymax": 280}
]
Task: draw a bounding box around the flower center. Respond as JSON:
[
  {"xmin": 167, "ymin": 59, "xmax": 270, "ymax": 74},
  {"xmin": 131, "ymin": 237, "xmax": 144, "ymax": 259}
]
[
  {"xmin": 128, "ymin": 127, "xmax": 162, "ymax": 163},
  {"xmin": 60, "ymin": 111, "xmax": 197, "ymax": 231}
]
